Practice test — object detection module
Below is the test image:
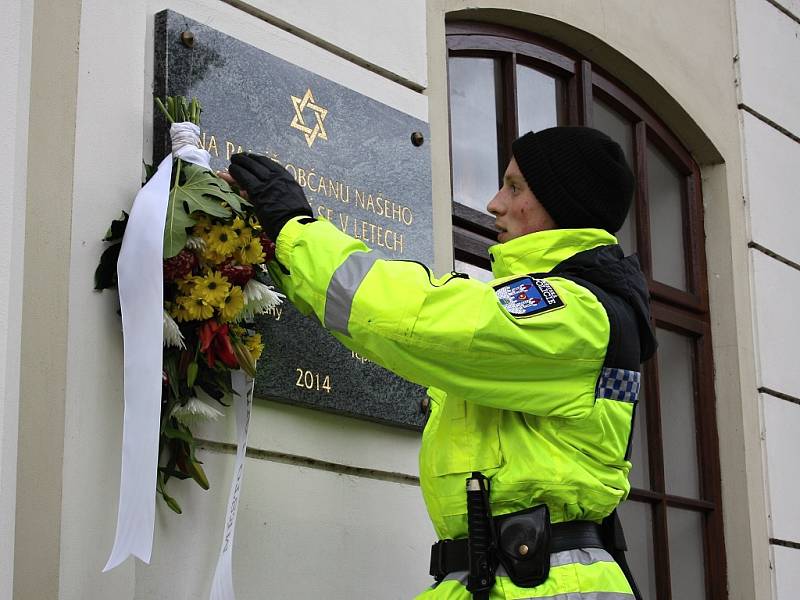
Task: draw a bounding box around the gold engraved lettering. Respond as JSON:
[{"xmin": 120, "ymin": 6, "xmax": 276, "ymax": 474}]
[
  {"xmin": 265, "ymin": 306, "xmax": 283, "ymax": 321},
  {"xmin": 200, "ymin": 131, "xmax": 208, "ymax": 150},
  {"xmin": 351, "ymin": 351, "xmax": 369, "ymax": 364},
  {"xmin": 392, "ymin": 202, "xmax": 402, "ymax": 223},
  {"xmin": 297, "ymin": 168, "xmax": 308, "ymax": 188},
  {"xmin": 323, "ymin": 178, "xmax": 334, "ymax": 199},
  {"xmin": 402, "ymin": 207, "xmax": 413, "ymax": 225},
  {"xmin": 307, "ymin": 171, "xmax": 319, "ymax": 193},
  {"xmin": 295, "ymin": 368, "xmax": 332, "ymax": 393},
  {"xmin": 338, "ymin": 213, "xmax": 350, "ymax": 233},
  {"xmin": 226, "ymin": 141, "xmax": 236, "ymax": 161},
  {"xmin": 355, "ymin": 189, "xmax": 366, "ymax": 210},
  {"xmin": 344, "ymin": 185, "xmax": 351, "ymax": 203},
  {"xmin": 285, "ymin": 163, "xmax": 297, "ymax": 179},
  {"xmin": 208, "ymin": 135, "xmax": 219, "ymax": 157}
]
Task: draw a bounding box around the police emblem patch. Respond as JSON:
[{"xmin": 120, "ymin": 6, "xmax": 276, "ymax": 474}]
[{"xmin": 494, "ymin": 276, "xmax": 564, "ymax": 318}]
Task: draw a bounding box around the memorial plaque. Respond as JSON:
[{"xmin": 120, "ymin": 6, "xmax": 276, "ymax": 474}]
[{"xmin": 155, "ymin": 11, "xmax": 431, "ymax": 428}]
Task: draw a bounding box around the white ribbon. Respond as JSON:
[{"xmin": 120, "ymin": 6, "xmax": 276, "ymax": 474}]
[
  {"xmin": 210, "ymin": 371, "xmax": 253, "ymax": 600},
  {"xmin": 104, "ymin": 122, "xmax": 211, "ymax": 571},
  {"xmin": 104, "ymin": 153, "xmax": 172, "ymax": 571}
]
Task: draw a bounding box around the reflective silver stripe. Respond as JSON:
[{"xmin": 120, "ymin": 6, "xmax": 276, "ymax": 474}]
[
  {"xmin": 550, "ymin": 547, "xmax": 615, "ymax": 568},
  {"xmin": 437, "ymin": 548, "xmax": 629, "ymax": 598},
  {"xmin": 440, "ymin": 570, "xmax": 468, "ymax": 586},
  {"xmin": 512, "ymin": 593, "xmax": 633, "ymax": 600},
  {"xmin": 324, "ymin": 251, "xmax": 380, "ymax": 336}
]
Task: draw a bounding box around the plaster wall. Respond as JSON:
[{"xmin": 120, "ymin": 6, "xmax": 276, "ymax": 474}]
[
  {"xmin": 735, "ymin": 0, "xmax": 800, "ymax": 595},
  {"xmin": 0, "ymin": 2, "xmax": 33, "ymax": 598}
]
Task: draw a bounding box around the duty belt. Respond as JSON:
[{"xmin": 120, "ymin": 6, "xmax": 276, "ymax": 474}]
[{"xmin": 429, "ymin": 519, "xmax": 604, "ymax": 581}]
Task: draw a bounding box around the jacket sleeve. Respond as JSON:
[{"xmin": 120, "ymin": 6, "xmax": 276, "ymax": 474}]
[{"xmin": 268, "ymin": 217, "xmax": 610, "ymax": 418}]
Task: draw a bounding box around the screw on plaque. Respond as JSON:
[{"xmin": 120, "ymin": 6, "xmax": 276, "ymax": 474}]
[
  {"xmin": 180, "ymin": 31, "xmax": 195, "ymax": 48},
  {"xmin": 411, "ymin": 131, "xmax": 424, "ymax": 147}
]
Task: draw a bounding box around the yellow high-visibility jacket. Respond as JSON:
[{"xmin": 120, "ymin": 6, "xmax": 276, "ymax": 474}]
[{"xmin": 268, "ymin": 217, "xmax": 655, "ymax": 599}]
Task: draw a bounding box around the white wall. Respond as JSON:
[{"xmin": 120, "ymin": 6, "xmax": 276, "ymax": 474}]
[
  {"xmin": 53, "ymin": 1, "xmax": 432, "ymax": 598},
  {"xmin": 736, "ymin": 0, "xmax": 800, "ymax": 596},
  {"xmin": 0, "ymin": 1, "xmax": 33, "ymax": 598}
]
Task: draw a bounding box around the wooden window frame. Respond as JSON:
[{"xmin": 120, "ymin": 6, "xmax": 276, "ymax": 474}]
[{"xmin": 447, "ymin": 21, "xmax": 726, "ymax": 600}]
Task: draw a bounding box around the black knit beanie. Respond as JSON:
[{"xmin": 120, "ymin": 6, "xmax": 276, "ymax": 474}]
[{"xmin": 511, "ymin": 127, "xmax": 634, "ymax": 234}]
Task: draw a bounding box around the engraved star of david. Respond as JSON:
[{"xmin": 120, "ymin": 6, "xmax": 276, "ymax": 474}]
[{"xmin": 290, "ymin": 88, "xmax": 329, "ymax": 147}]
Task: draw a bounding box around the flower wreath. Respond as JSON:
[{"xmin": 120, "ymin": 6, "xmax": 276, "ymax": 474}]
[{"xmin": 95, "ymin": 96, "xmax": 282, "ymax": 514}]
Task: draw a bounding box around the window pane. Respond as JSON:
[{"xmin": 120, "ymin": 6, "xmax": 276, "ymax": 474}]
[
  {"xmin": 449, "ymin": 56, "xmax": 502, "ymax": 215},
  {"xmin": 668, "ymin": 508, "xmax": 707, "ymax": 599},
  {"xmin": 516, "ymin": 64, "xmax": 559, "ymax": 135},
  {"xmin": 617, "ymin": 500, "xmax": 657, "ymax": 600},
  {"xmin": 657, "ymin": 328, "xmax": 700, "ymax": 498},
  {"xmin": 628, "ymin": 385, "xmax": 650, "ymax": 490},
  {"xmin": 647, "ymin": 142, "xmax": 687, "ymax": 289},
  {"xmin": 593, "ymin": 99, "xmax": 636, "ymax": 254},
  {"xmin": 454, "ymin": 259, "xmax": 494, "ymax": 282}
]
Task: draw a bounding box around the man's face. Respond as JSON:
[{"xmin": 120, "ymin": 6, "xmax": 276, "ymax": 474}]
[{"xmin": 486, "ymin": 157, "xmax": 557, "ymax": 243}]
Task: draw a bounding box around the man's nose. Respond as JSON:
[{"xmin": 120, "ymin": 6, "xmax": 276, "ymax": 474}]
[{"xmin": 486, "ymin": 190, "xmax": 502, "ymax": 215}]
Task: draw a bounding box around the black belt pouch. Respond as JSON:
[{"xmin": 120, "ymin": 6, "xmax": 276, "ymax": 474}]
[{"xmin": 494, "ymin": 504, "xmax": 551, "ymax": 588}]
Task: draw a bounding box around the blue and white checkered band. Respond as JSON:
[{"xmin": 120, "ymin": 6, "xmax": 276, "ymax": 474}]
[{"xmin": 596, "ymin": 368, "xmax": 641, "ymax": 402}]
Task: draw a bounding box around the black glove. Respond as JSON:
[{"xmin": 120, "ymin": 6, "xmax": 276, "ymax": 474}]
[{"xmin": 229, "ymin": 153, "xmax": 313, "ymax": 241}]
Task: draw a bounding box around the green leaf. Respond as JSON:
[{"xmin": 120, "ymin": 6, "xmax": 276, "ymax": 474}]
[
  {"xmin": 163, "ymin": 177, "xmax": 198, "ymax": 260},
  {"xmin": 174, "ymin": 163, "xmax": 233, "ymax": 218},
  {"xmin": 158, "ymin": 466, "xmax": 191, "ymax": 480},
  {"xmin": 163, "ymin": 425, "xmax": 195, "ymax": 445},
  {"xmin": 143, "ymin": 162, "xmax": 157, "ymax": 184},
  {"xmin": 163, "ymin": 491, "xmax": 183, "ymax": 514},
  {"xmin": 187, "ymin": 459, "xmax": 210, "ymax": 490},
  {"xmin": 163, "ymin": 352, "xmax": 182, "ymax": 401},
  {"xmin": 187, "ymin": 361, "xmax": 198, "ymax": 388}
]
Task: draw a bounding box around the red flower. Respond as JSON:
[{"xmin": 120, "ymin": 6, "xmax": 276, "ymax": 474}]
[{"xmin": 198, "ymin": 320, "xmax": 239, "ymax": 369}]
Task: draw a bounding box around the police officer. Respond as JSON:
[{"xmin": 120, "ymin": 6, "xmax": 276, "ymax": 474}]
[{"xmin": 225, "ymin": 126, "xmax": 656, "ymax": 600}]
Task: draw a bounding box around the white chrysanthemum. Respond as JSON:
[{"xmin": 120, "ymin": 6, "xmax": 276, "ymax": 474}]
[
  {"xmin": 170, "ymin": 397, "xmax": 223, "ymax": 427},
  {"xmin": 185, "ymin": 236, "xmax": 207, "ymax": 252},
  {"xmin": 237, "ymin": 279, "xmax": 285, "ymax": 321},
  {"xmin": 163, "ymin": 309, "xmax": 186, "ymax": 349}
]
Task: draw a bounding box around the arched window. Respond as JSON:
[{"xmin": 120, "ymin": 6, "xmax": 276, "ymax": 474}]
[{"xmin": 447, "ymin": 22, "xmax": 725, "ymax": 600}]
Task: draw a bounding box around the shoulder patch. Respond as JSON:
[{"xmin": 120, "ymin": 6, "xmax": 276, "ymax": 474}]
[{"xmin": 494, "ymin": 276, "xmax": 565, "ymax": 318}]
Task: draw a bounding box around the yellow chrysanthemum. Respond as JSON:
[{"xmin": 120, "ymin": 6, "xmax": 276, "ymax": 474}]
[
  {"xmin": 239, "ymin": 237, "xmax": 265, "ymax": 265},
  {"xmin": 177, "ymin": 295, "xmax": 214, "ymax": 321},
  {"xmin": 167, "ymin": 301, "xmax": 190, "ymax": 323},
  {"xmin": 231, "ymin": 217, "xmax": 252, "ymax": 246},
  {"xmin": 192, "ymin": 215, "xmax": 214, "ymax": 239},
  {"xmin": 207, "ymin": 224, "xmax": 239, "ymax": 256},
  {"xmin": 176, "ymin": 275, "xmax": 199, "ymax": 295},
  {"xmin": 229, "ymin": 323, "xmax": 246, "ymax": 337},
  {"xmin": 247, "ymin": 215, "xmax": 262, "ymax": 231},
  {"xmin": 245, "ymin": 333, "xmax": 264, "ymax": 361},
  {"xmin": 194, "ymin": 271, "xmax": 230, "ymax": 307},
  {"xmin": 219, "ymin": 286, "xmax": 245, "ymax": 322},
  {"xmin": 201, "ymin": 247, "xmax": 227, "ymax": 265}
]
